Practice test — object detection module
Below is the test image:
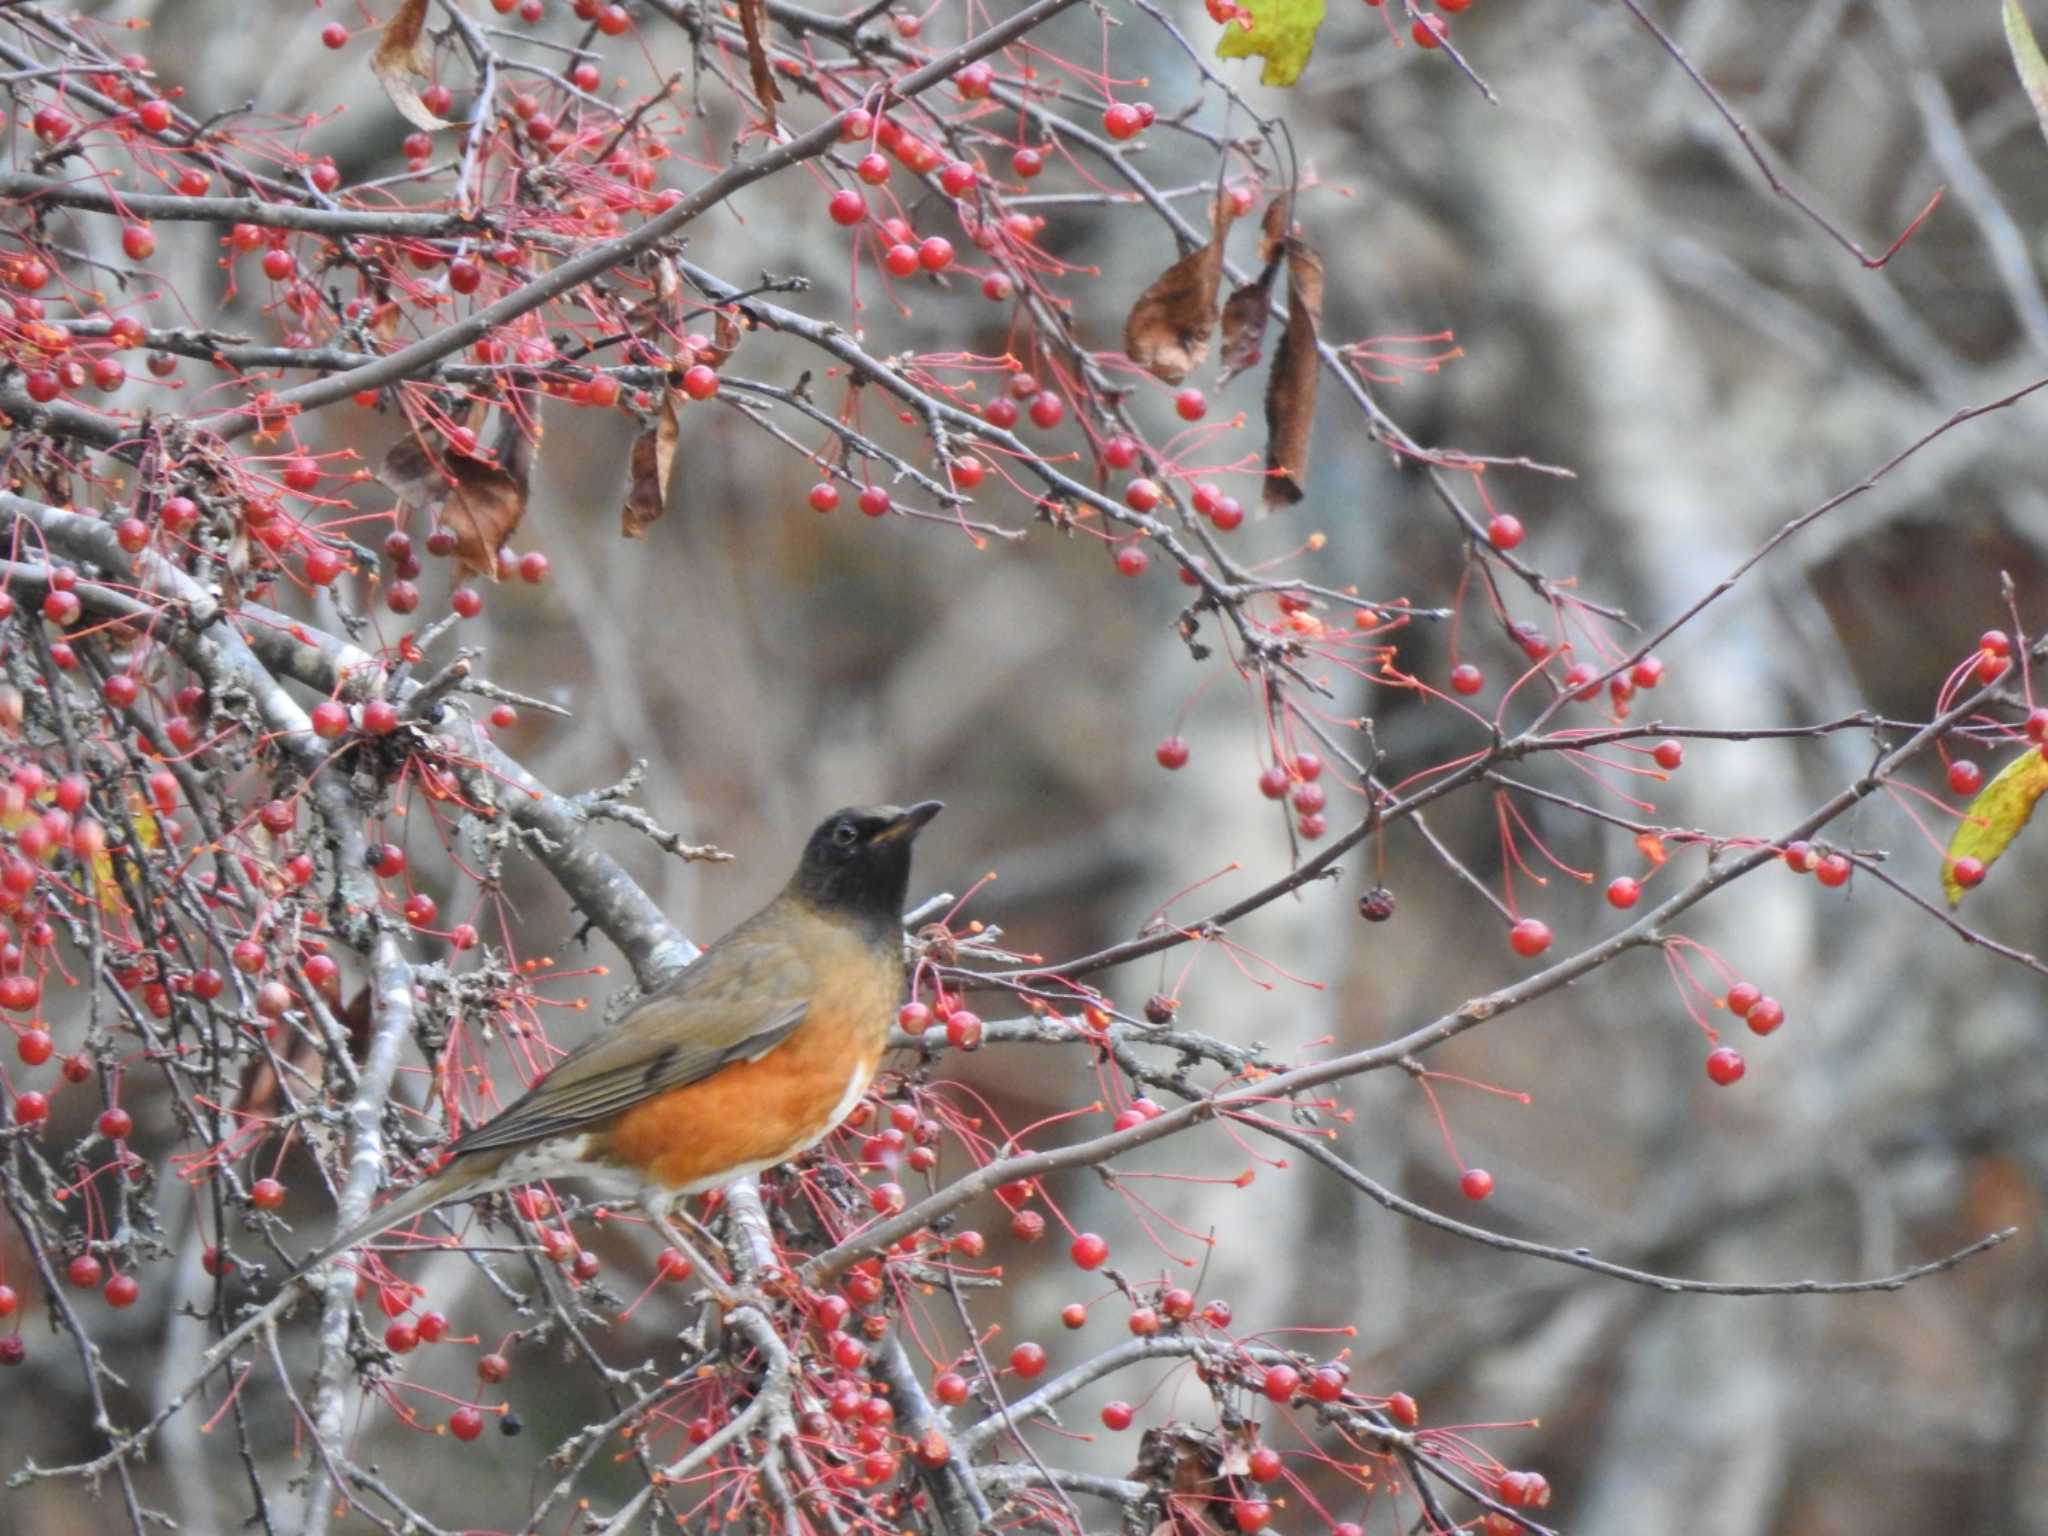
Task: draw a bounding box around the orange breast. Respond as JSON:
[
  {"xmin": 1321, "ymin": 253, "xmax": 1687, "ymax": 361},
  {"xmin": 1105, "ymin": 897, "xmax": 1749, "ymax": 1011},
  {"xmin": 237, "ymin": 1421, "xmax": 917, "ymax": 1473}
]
[{"xmin": 599, "ymin": 944, "xmax": 895, "ymax": 1193}]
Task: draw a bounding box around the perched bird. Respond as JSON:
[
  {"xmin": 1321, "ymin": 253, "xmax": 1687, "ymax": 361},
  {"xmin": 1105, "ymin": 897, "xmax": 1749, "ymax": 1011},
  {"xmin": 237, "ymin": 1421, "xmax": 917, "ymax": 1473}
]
[{"xmin": 294, "ymin": 801, "xmax": 943, "ymax": 1296}]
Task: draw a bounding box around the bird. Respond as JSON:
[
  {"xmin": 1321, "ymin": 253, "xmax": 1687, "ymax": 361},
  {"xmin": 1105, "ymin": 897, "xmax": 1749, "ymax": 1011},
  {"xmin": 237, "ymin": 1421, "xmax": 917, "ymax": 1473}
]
[{"xmin": 292, "ymin": 800, "xmax": 943, "ymax": 1299}]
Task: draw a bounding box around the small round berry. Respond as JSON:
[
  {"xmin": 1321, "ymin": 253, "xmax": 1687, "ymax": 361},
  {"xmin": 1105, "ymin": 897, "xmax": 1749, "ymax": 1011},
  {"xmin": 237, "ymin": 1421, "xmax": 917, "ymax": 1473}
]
[
  {"xmin": 0, "ymin": 1337, "xmax": 23, "ymax": 1366},
  {"xmin": 1413, "ymin": 14, "xmax": 1448, "ymax": 46},
  {"xmin": 1815, "ymin": 853, "xmax": 1851, "ymax": 889},
  {"xmin": 449, "ymin": 1405, "xmax": 484, "ymax": 1441},
  {"xmin": 1745, "ymin": 997, "xmax": 1785, "ymax": 1036},
  {"xmin": 1174, "ymin": 388, "xmax": 1207, "ymax": 421},
  {"xmin": 1387, "ymin": 1391, "xmax": 1420, "ymax": 1427},
  {"xmin": 828, "ymin": 188, "xmax": 866, "ymax": 226},
  {"xmin": 1009, "ymin": 1342, "xmax": 1047, "ymax": 1378},
  {"xmin": 1705, "ymin": 1047, "xmax": 1746, "ymax": 1086},
  {"xmin": 1247, "ymin": 1446, "xmax": 1283, "ymax": 1483},
  {"xmin": 1508, "ymin": 918, "xmax": 1551, "ymax": 958},
  {"xmin": 1631, "ymin": 656, "xmax": 1665, "ymax": 689},
  {"xmin": 1981, "ymin": 629, "xmax": 2013, "ymax": 657},
  {"xmin": 858, "ymin": 486, "xmax": 891, "ymax": 518},
  {"xmin": 918, "ymin": 236, "xmax": 954, "ymax": 272},
  {"xmin": 68, "ymin": 1253, "xmax": 104, "ymax": 1289},
  {"xmin": 1605, "ymin": 876, "xmax": 1640, "ymax": 910},
  {"xmin": 1155, "ymin": 736, "xmax": 1189, "ymax": 770},
  {"xmin": 321, "ymin": 21, "xmax": 349, "ymax": 46},
  {"xmin": 1101, "ymin": 1400, "xmax": 1134, "ymax": 1430},
  {"xmin": 1459, "ymin": 1168, "xmax": 1494, "ymax": 1201},
  {"xmin": 1114, "ymin": 545, "xmax": 1150, "ymax": 578},
  {"xmin": 1070, "ymin": 1232, "xmax": 1109, "ymax": 1269},
  {"xmin": 1102, "ymin": 435, "xmax": 1139, "ymax": 470},
  {"xmin": 1028, "ymin": 391, "xmax": 1065, "ymax": 430},
  {"xmin": 13, "ymin": 1090, "xmax": 49, "ymax": 1125},
  {"xmin": 1487, "ymin": 514, "xmax": 1524, "ymax": 551},
  {"xmin": 97, "ymin": 1106, "xmax": 134, "ymax": 1140},
  {"xmin": 1359, "ymin": 886, "xmax": 1397, "ymax": 922},
  {"xmin": 940, "ymin": 160, "xmax": 976, "ymax": 196},
  {"xmin": 1783, "ymin": 840, "xmax": 1818, "ymax": 874},
  {"xmin": 1124, "ymin": 477, "xmax": 1161, "ymax": 512},
  {"xmin": 1449, "ymin": 663, "xmax": 1485, "ymax": 696},
  {"xmin": 104, "ymin": 1272, "xmax": 140, "ymax": 1308},
  {"xmin": 1948, "ymin": 760, "xmax": 1983, "ymax": 796},
  {"xmin": 1726, "ymin": 982, "xmax": 1760, "ymax": 1018},
  {"xmin": 1952, "ymin": 856, "xmax": 1987, "ymax": 888},
  {"xmin": 1103, "ymin": 102, "xmax": 1142, "ymax": 139},
  {"xmin": 251, "ymin": 1177, "xmax": 287, "ymax": 1210},
  {"xmin": 1652, "ymin": 740, "xmax": 1684, "ymax": 771},
  {"xmin": 681, "ymin": 364, "xmax": 719, "ymax": 400},
  {"xmin": 1261, "ymin": 1364, "xmax": 1300, "ymax": 1402}
]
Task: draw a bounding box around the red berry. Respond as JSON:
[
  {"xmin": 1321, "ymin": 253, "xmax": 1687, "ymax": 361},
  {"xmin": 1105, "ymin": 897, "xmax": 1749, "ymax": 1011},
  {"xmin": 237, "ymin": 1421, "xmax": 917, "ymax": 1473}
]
[
  {"xmin": 321, "ymin": 22, "xmax": 349, "ymax": 47},
  {"xmin": 13, "ymin": 1090, "xmax": 49, "ymax": 1125},
  {"xmin": 97, "ymin": 1106, "xmax": 133, "ymax": 1140},
  {"xmin": 828, "ymin": 189, "xmax": 867, "ymax": 226},
  {"xmin": 982, "ymin": 273, "xmax": 1015, "ymax": 301},
  {"xmin": 2028, "ymin": 708, "xmax": 2048, "ymax": 744},
  {"xmin": 1745, "ymin": 997, "xmax": 1784, "ymax": 1036},
  {"xmin": 1247, "ymin": 1446, "xmax": 1283, "ymax": 1482},
  {"xmin": 1174, "ymin": 388, "xmax": 1207, "ymax": 421},
  {"xmin": 809, "ymin": 482, "xmax": 841, "ymax": 513},
  {"xmin": 1387, "ymin": 1391, "xmax": 1420, "ymax": 1427},
  {"xmin": 0, "ymin": 1337, "xmax": 23, "ymax": 1366},
  {"xmin": 1101, "ymin": 1400, "xmax": 1133, "ymax": 1430},
  {"xmin": 984, "ymin": 398, "xmax": 1018, "ymax": 430},
  {"xmin": 311, "ymin": 701, "xmax": 349, "ymax": 738},
  {"xmin": 1061, "ymin": 1301, "xmax": 1087, "ymax": 1329},
  {"xmin": 858, "ymin": 486, "xmax": 891, "ymax": 518},
  {"xmin": 1652, "ymin": 740, "xmax": 1684, "ymax": 771},
  {"xmin": 1815, "ymin": 853, "xmax": 1851, "ymax": 888},
  {"xmin": 1952, "ymin": 856, "xmax": 1987, "ymax": 888},
  {"xmin": 251, "ymin": 1177, "xmax": 286, "ymax": 1210},
  {"xmin": 1027, "ymin": 391, "xmax": 1065, "ymax": 430},
  {"xmin": 1155, "ymin": 736, "xmax": 1189, "ymax": 770},
  {"xmin": 1783, "ymin": 840, "xmax": 1818, "ymax": 874},
  {"xmin": 363, "ymin": 699, "xmax": 400, "ymax": 735},
  {"xmin": 121, "ymin": 223, "xmax": 156, "ymax": 261},
  {"xmin": 68, "ymin": 1253, "xmax": 104, "ymax": 1289},
  {"xmin": 1508, "ymin": 918, "xmax": 1551, "ymax": 958},
  {"xmin": 1487, "ymin": 514, "xmax": 1524, "ymax": 551},
  {"xmin": 386, "ymin": 1321, "xmax": 419, "ymax": 1353},
  {"xmin": 449, "ymin": 1405, "xmax": 484, "ymax": 1441},
  {"xmin": 1981, "ymin": 629, "xmax": 2013, "ymax": 657},
  {"xmin": 919, "ymin": 237, "xmax": 955, "ymax": 272},
  {"xmin": 477, "ymin": 1352, "xmax": 510, "ymax": 1383},
  {"xmin": 1413, "ymin": 14, "xmax": 1448, "ymax": 46},
  {"xmin": 1114, "ymin": 545, "xmax": 1149, "ymax": 578},
  {"xmin": 1009, "ymin": 1208, "xmax": 1043, "ymax": 1240},
  {"xmin": 1631, "ymin": 656, "xmax": 1665, "ymax": 689},
  {"xmin": 1726, "ymin": 982, "xmax": 1760, "ymax": 1017},
  {"xmin": 1449, "ymin": 663, "xmax": 1484, "ymax": 696},
  {"xmin": 104, "ymin": 1272, "xmax": 140, "ymax": 1308},
  {"xmin": 1705, "ymin": 1047, "xmax": 1746, "ymax": 1086},
  {"xmin": 1103, "ymin": 102, "xmax": 1142, "ymax": 139},
  {"xmin": 1460, "ymin": 1168, "xmax": 1495, "ymax": 1201},
  {"xmin": 883, "ymin": 243, "xmax": 921, "ymax": 278},
  {"xmin": 1070, "ymin": 1232, "xmax": 1109, "ymax": 1269},
  {"xmin": 1008, "ymin": 1342, "xmax": 1046, "ymax": 1378},
  {"xmin": 1605, "ymin": 876, "xmax": 1640, "ymax": 909},
  {"xmin": 681, "ymin": 364, "xmax": 719, "ymax": 400},
  {"xmin": 1948, "ymin": 760, "xmax": 1983, "ymax": 795},
  {"xmin": 1127, "ymin": 1305, "xmax": 1160, "ymax": 1335},
  {"xmin": 1103, "ymin": 435, "xmax": 1139, "ymax": 470},
  {"xmin": 1261, "ymin": 1364, "xmax": 1300, "ymax": 1402}
]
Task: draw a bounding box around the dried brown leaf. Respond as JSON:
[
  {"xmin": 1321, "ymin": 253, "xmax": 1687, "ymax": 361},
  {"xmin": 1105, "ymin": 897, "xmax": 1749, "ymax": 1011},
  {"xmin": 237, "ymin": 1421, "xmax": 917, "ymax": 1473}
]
[
  {"xmin": 372, "ymin": 0, "xmax": 456, "ymax": 133},
  {"xmin": 622, "ymin": 388, "xmax": 680, "ymax": 537},
  {"xmin": 1259, "ymin": 192, "xmax": 1291, "ymax": 264},
  {"xmin": 380, "ymin": 411, "xmax": 534, "ymax": 578},
  {"xmin": 1261, "ymin": 237, "xmax": 1323, "ymax": 507},
  {"xmin": 738, "ymin": 0, "xmax": 784, "ymax": 132},
  {"xmin": 695, "ymin": 307, "xmax": 744, "ymax": 370},
  {"xmin": 1123, "ymin": 194, "xmax": 1238, "ymax": 385},
  {"xmin": 1216, "ymin": 255, "xmax": 1280, "ymax": 386}
]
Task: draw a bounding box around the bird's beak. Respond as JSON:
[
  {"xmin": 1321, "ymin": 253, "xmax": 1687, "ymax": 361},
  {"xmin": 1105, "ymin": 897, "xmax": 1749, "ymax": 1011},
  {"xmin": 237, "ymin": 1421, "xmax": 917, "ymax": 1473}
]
[{"xmin": 873, "ymin": 800, "xmax": 944, "ymax": 844}]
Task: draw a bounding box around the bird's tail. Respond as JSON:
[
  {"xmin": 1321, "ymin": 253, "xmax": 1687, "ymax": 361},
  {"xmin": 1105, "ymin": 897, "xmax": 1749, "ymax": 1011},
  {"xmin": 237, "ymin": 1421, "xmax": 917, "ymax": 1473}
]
[{"xmin": 288, "ymin": 1156, "xmax": 489, "ymax": 1287}]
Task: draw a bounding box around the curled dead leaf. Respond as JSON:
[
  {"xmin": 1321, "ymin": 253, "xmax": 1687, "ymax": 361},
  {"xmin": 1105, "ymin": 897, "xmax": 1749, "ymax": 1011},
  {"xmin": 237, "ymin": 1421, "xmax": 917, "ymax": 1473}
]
[
  {"xmin": 1124, "ymin": 192, "xmax": 1239, "ymax": 385},
  {"xmin": 622, "ymin": 388, "xmax": 680, "ymax": 537},
  {"xmin": 1262, "ymin": 236, "xmax": 1323, "ymax": 506},
  {"xmin": 738, "ymin": 0, "xmax": 784, "ymax": 132},
  {"xmin": 372, "ymin": 0, "xmax": 457, "ymax": 132},
  {"xmin": 695, "ymin": 307, "xmax": 745, "ymax": 371},
  {"xmin": 380, "ymin": 410, "xmax": 535, "ymax": 577}
]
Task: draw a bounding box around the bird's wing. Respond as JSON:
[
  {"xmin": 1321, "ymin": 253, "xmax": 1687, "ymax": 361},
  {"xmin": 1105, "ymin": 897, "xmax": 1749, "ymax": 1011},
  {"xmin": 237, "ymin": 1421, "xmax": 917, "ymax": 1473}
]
[{"xmin": 446, "ymin": 913, "xmax": 812, "ymax": 1155}]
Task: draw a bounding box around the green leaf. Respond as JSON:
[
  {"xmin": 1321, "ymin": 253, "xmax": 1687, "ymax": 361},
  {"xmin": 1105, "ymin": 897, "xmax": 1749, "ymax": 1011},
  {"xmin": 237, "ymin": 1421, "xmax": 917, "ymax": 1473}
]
[
  {"xmin": 1942, "ymin": 746, "xmax": 2048, "ymax": 904},
  {"xmin": 1215, "ymin": 0, "xmax": 1327, "ymax": 88},
  {"xmin": 2003, "ymin": 0, "xmax": 2048, "ymax": 150}
]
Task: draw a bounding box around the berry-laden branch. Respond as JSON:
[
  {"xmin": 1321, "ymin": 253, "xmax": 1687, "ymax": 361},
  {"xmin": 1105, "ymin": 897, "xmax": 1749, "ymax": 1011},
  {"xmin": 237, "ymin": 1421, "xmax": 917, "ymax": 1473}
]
[{"xmin": 0, "ymin": 4, "xmax": 2036, "ymax": 1535}]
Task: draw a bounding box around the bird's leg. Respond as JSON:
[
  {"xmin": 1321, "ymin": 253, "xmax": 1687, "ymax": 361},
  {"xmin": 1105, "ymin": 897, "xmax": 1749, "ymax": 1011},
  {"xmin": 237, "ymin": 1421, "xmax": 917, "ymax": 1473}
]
[{"xmin": 643, "ymin": 1191, "xmax": 741, "ymax": 1308}]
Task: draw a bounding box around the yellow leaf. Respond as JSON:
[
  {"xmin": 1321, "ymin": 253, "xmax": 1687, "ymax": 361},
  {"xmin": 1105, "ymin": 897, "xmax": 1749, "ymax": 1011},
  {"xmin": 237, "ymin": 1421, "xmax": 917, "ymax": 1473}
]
[
  {"xmin": 2004, "ymin": 0, "xmax": 2048, "ymax": 152},
  {"xmin": 1215, "ymin": 0, "xmax": 1327, "ymax": 87},
  {"xmin": 1942, "ymin": 747, "xmax": 2048, "ymax": 904}
]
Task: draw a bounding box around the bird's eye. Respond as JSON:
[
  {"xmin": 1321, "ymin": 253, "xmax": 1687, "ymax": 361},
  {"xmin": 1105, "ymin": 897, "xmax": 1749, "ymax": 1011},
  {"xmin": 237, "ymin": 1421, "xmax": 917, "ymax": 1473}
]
[{"xmin": 831, "ymin": 820, "xmax": 859, "ymax": 848}]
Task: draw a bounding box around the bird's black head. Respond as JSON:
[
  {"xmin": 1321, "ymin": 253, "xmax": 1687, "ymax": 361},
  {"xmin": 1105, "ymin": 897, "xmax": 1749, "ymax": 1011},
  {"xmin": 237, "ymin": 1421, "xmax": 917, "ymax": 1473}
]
[{"xmin": 788, "ymin": 801, "xmax": 942, "ymax": 933}]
